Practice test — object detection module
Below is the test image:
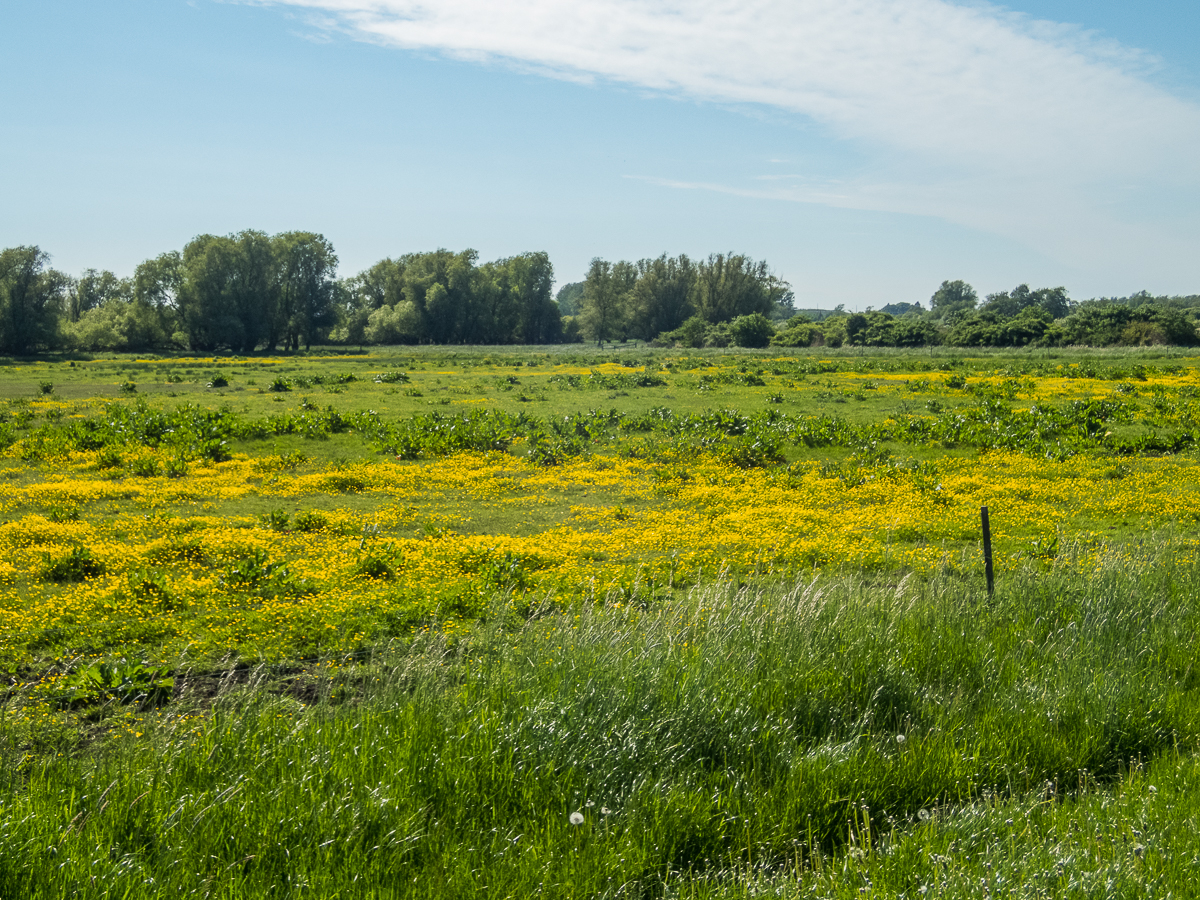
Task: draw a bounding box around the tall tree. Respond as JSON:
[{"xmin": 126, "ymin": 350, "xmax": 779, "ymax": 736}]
[
  {"xmin": 0, "ymin": 246, "xmax": 68, "ymax": 354},
  {"xmin": 555, "ymin": 282, "xmax": 584, "ymax": 316},
  {"xmin": 230, "ymin": 230, "xmax": 278, "ymax": 352},
  {"xmin": 628, "ymin": 254, "xmax": 695, "ymax": 340},
  {"xmin": 178, "ymin": 231, "xmax": 278, "ymax": 351},
  {"xmin": 178, "ymin": 235, "xmax": 240, "ymax": 350},
  {"xmin": 580, "ymin": 258, "xmax": 636, "ymax": 342},
  {"xmin": 691, "ymin": 254, "xmax": 785, "ymax": 324},
  {"xmin": 929, "ymin": 280, "xmax": 978, "ymax": 320},
  {"xmin": 274, "ymin": 232, "xmax": 338, "ymax": 350},
  {"xmin": 133, "ymin": 251, "xmax": 183, "ymax": 344},
  {"xmin": 400, "ymin": 249, "xmax": 481, "ymax": 343},
  {"xmin": 502, "ymin": 252, "xmax": 559, "ymax": 344},
  {"xmin": 70, "ymin": 269, "xmax": 130, "ymax": 322}
]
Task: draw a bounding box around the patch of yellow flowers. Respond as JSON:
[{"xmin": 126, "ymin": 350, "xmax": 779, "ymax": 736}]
[{"xmin": 2, "ymin": 439, "xmax": 1200, "ymax": 665}]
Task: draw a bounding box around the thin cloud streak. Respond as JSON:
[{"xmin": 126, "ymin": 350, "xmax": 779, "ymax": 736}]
[
  {"xmin": 265, "ymin": 0, "xmax": 1200, "ymax": 177},
  {"xmin": 259, "ymin": 0, "xmax": 1200, "ymax": 275}
]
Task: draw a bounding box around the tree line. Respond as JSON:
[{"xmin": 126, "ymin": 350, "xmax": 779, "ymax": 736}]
[
  {"xmin": 2, "ymin": 236, "xmax": 1198, "ymax": 354},
  {"xmin": 761, "ymin": 280, "xmax": 1200, "ymax": 350}
]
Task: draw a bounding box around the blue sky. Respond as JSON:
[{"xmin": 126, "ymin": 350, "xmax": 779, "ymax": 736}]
[{"xmin": 3, "ymin": 0, "xmax": 1199, "ymax": 309}]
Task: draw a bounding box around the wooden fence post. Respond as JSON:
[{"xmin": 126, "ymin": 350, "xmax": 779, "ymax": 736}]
[{"xmin": 981, "ymin": 506, "xmax": 994, "ymax": 595}]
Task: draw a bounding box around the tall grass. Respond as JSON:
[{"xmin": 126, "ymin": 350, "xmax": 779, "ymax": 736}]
[{"xmin": 1, "ymin": 540, "xmax": 1198, "ymax": 897}]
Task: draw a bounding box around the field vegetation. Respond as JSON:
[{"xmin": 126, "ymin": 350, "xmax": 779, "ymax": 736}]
[{"xmin": 1, "ymin": 344, "xmax": 1199, "ymax": 897}]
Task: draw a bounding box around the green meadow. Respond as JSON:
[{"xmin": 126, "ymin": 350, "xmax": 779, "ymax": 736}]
[{"xmin": 0, "ymin": 345, "xmax": 1198, "ymax": 898}]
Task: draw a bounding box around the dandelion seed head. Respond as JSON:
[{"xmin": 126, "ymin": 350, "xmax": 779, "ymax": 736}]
[
  {"xmin": 569, "ymin": 811, "xmax": 584, "ymax": 825},
  {"xmin": 896, "ymin": 734, "xmax": 906, "ymax": 744}
]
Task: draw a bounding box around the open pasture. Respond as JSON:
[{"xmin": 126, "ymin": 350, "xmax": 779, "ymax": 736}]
[{"xmin": 1, "ymin": 345, "xmax": 1200, "ymax": 897}]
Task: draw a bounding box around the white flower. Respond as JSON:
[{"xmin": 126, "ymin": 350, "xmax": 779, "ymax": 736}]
[
  {"xmin": 896, "ymin": 734, "xmax": 906, "ymax": 744},
  {"xmin": 569, "ymin": 811, "xmax": 585, "ymax": 825}
]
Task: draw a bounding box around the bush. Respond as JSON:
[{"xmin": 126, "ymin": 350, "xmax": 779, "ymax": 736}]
[
  {"xmin": 771, "ymin": 317, "xmax": 821, "ymax": 347},
  {"xmin": 728, "ymin": 313, "xmax": 775, "ymax": 348}
]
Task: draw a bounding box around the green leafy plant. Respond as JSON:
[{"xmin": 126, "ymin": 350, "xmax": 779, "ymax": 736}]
[
  {"xmin": 374, "ymin": 371, "xmax": 410, "ymax": 384},
  {"xmin": 62, "ymin": 661, "xmax": 173, "ymax": 709},
  {"xmin": 40, "ymin": 545, "xmax": 105, "ymax": 582},
  {"xmin": 260, "ymin": 509, "xmax": 291, "ymax": 532},
  {"xmin": 129, "ymin": 456, "xmax": 162, "ymax": 477},
  {"xmin": 293, "ymin": 511, "xmax": 328, "ymax": 533}
]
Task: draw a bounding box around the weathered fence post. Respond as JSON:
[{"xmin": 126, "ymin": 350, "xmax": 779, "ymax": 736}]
[{"xmin": 981, "ymin": 506, "xmax": 994, "ymax": 595}]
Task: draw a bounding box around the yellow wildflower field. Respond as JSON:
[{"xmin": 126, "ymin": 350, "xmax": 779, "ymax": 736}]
[
  {"xmin": 1, "ymin": 443, "xmax": 1198, "ymax": 666},
  {"xmin": 3, "ymin": 348, "xmax": 1200, "ymax": 670}
]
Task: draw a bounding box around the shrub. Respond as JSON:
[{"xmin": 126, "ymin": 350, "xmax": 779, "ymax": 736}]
[{"xmin": 729, "ymin": 313, "xmax": 776, "ymax": 348}]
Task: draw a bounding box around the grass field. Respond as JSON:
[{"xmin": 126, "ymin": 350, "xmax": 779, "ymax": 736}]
[{"xmin": 1, "ymin": 345, "xmax": 1199, "ymax": 897}]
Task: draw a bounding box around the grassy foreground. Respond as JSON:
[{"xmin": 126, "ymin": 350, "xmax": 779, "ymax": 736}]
[{"xmin": 1, "ymin": 545, "xmax": 1198, "ymax": 898}]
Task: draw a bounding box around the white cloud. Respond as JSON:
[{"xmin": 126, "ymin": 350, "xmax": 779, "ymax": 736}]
[{"xmin": 259, "ymin": 0, "xmax": 1200, "ymax": 275}]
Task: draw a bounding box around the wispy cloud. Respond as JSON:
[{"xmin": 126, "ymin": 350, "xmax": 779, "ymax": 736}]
[{"xmin": 257, "ymin": 0, "xmax": 1200, "ymax": 272}]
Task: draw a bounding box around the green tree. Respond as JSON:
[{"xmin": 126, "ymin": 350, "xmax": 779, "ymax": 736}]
[
  {"xmin": 692, "ymin": 254, "xmax": 788, "ymax": 324},
  {"xmin": 929, "ymin": 280, "xmax": 978, "ymax": 320},
  {"xmin": 580, "ymin": 259, "xmax": 636, "ymax": 343},
  {"xmin": 983, "ymin": 284, "xmax": 1071, "ymax": 320},
  {"xmin": 178, "ymin": 231, "xmax": 278, "ymax": 351},
  {"xmin": 628, "ymin": 254, "xmax": 696, "ymax": 340},
  {"xmin": 69, "ymin": 269, "xmax": 130, "ymax": 322},
  {"xmin": 555, "ymin": 282, "xmax": 584, "ymax": 316},
  {"xmin": 133, "ymin": 251, "xmax": 183, "ymax": 344},
  {"xmin": 0, "ymin": 246, "xmax": 68, "ymax": 354},
  {"xmin": 274, "ymin": 232, "xmax": 338, "ymax": 350},
  {"xmin": 399, "ymin": 249, "xmax": 481, "ymax": 344},
  {"xmin": 66, "ymin": 296, "xmax": 166, "ymax": 351},
  {"xmin": 491, "ymin": 252, "xmax": 559, "ymax": 344}
]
